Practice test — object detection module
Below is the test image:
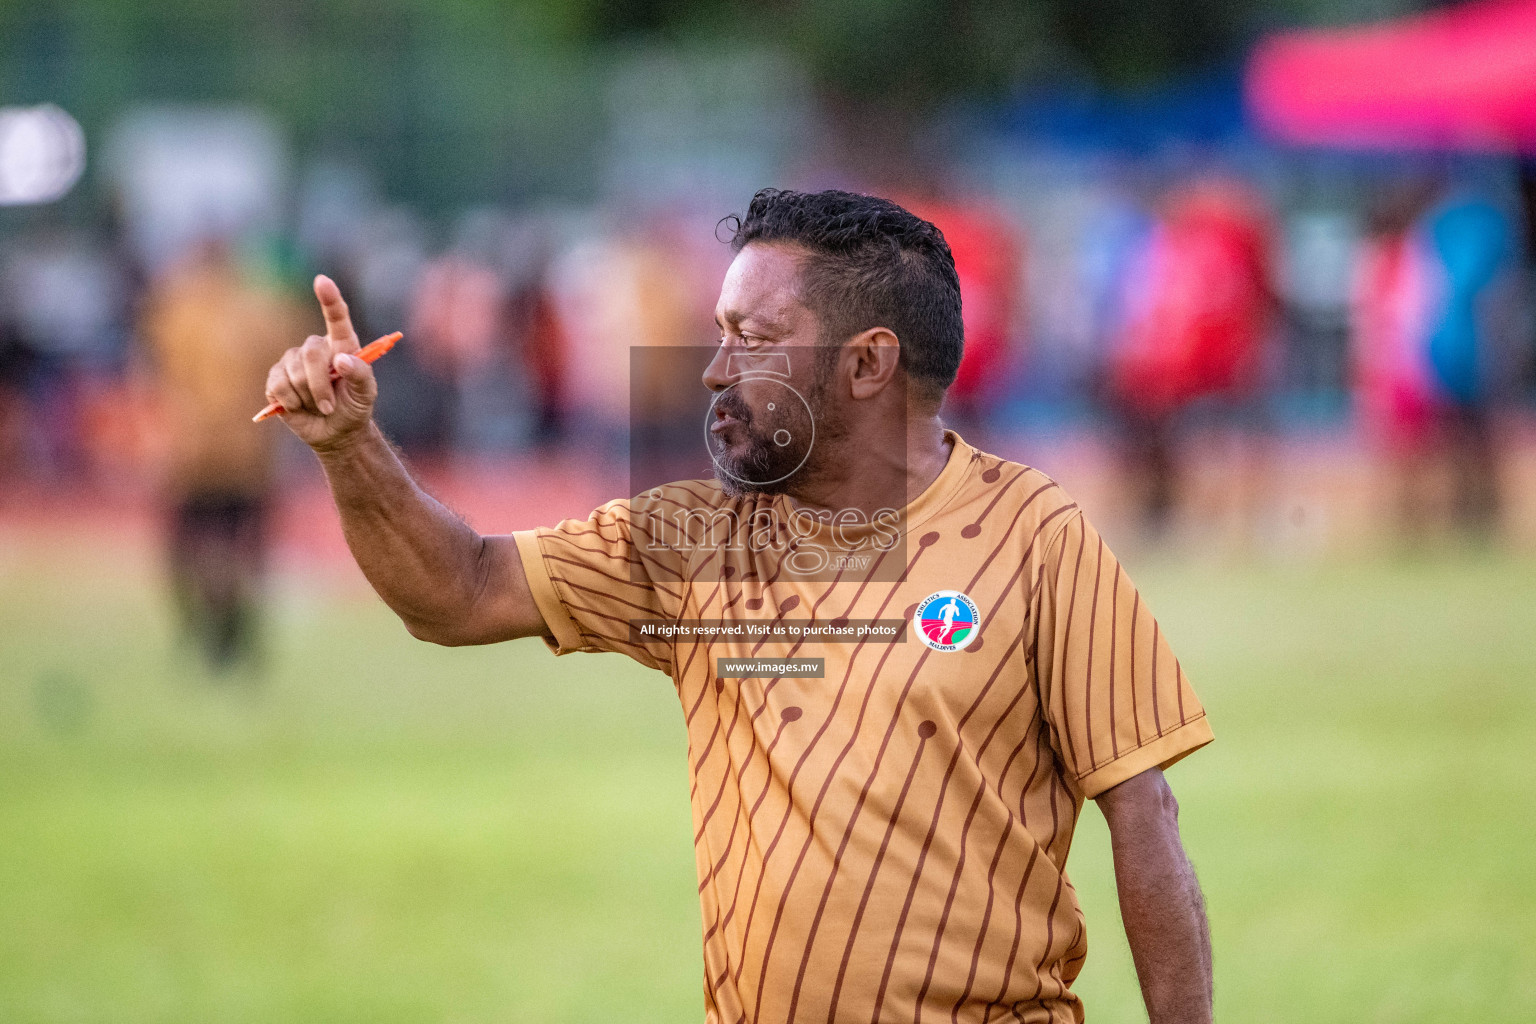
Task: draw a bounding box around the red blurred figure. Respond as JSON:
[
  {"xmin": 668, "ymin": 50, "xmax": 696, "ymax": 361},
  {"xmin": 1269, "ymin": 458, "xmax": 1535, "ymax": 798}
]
[
  {"xmin": 903, "ymin": 199, "xmax": 1025, "ymax": 428},
  {"xmin": 512, "ymin": 268, "xmax": 569, "ymax": 444},
  {"xmin": 1106, "ymin": 178, "xmax": 1276, "ymax": 532},
  {"xmin": 1351, "ymin": 182, "xmax": 1514, "ymax": 538},
  {"xmin": 1351, "ymin": 193, "xmax": 1440, "ymax": 458}
]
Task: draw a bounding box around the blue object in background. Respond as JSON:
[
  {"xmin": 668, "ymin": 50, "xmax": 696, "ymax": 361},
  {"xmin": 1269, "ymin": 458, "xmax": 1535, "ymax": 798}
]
[{"xmin": 1423, "ymin": 197, "xmax": 1512, "ymax": 405}]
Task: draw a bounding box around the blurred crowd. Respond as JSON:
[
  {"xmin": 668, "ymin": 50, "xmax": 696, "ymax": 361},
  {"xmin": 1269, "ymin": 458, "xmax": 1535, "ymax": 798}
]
[
  {"xmin": 9, "ymin": 186, "xmax": 1532, "ymax": 429},
  {"xmin": 1, "ymin": 115, "xmax": 1532, "ymax": 671},
  {"xmin": 4, "ymin": 160, "xmax": 1529, "ymax": 490}
]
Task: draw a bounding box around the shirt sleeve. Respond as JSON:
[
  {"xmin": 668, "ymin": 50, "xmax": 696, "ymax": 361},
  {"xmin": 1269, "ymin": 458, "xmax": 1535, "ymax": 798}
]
[
  {"xmin": 513, "ymin": 497, "xmax": 686, "ymax": 673},
  {"xmin": 1032, "ymin": 510, "xmax": 1214, "ymax": 799}
]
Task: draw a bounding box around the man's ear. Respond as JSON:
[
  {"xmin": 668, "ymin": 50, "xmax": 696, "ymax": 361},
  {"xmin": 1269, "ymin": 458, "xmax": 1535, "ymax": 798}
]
[{"xmin": 844, "ymin": 327, "xmax": 901, "ymax": 401}]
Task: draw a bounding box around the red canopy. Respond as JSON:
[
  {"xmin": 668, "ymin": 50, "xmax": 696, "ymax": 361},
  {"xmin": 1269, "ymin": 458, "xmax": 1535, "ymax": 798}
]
[{"xmin": 1246, "ymin": 0, "xmax": 1536, "ymax": 153}]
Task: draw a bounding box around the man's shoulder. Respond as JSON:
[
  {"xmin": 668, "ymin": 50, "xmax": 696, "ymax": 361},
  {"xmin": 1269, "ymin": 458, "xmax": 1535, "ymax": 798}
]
[
  {"xmin": 627, "ymin": 478, "xmax": 738, "ymax": 515},
  {"xmin": 619, "ymin": 478, "xmax": 758, "ymax": 551},
  {"xmin": 954, "ymin": 443, "xmax": 1080, "ymax": 526}
]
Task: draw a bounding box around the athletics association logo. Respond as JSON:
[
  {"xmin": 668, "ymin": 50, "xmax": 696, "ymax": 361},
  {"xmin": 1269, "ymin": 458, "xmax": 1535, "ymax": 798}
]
[{"xmin": 913, "ymin": 590, "xmax": 980, "ymax": 652}]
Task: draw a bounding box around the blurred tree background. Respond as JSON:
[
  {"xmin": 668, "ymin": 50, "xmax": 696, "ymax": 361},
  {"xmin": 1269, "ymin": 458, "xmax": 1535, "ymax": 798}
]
[{"xmin": 0, "ymin": 0, "xmax": 1443, "ymax": 213}]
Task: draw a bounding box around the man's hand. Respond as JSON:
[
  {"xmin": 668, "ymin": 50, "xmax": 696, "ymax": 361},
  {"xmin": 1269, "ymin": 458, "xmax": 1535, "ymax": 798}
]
[
  {"xmin": 264, "ymin": 275, "xmax": 376, "ymax": 451},
  {"xmin": 1096, "ymin": 768, "xmax": 1213, "ymax": 1024},
  {"xmin": 258, "ymin": 271, "xmax": 548, "ymax": 646}
]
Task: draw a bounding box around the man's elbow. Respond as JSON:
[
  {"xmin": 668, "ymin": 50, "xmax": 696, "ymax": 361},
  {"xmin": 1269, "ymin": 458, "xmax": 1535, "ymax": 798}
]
[
  {"xmin": 401, "ymin": 609, "xmax": 523, "ymax": 647},
  {"xmin": 402, "ymin": 615, "xmax": 478, "ymax": 647}
]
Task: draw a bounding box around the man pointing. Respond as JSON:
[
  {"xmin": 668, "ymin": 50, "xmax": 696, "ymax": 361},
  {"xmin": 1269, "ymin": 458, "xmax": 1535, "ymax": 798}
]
[{"xmin": 266, "ymin": 189, "xmax": 1215, "ymax": 1023}]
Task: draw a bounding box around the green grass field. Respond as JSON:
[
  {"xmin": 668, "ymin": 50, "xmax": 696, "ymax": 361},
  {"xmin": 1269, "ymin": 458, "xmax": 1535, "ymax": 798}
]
[{"xmin": 2, "ymin": 539, "xmax": 1534, "ymax": 1022}]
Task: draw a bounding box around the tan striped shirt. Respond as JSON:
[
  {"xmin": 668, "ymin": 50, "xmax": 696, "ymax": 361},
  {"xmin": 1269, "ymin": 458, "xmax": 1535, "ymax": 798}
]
[{"xmin": 514, "ymin": 431, "xmax": 1212, "ymax": 1023}]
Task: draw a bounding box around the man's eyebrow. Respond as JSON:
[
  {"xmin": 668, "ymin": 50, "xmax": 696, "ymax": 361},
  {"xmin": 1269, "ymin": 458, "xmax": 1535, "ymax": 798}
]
[{"xmin": 717, "ymin": 308, "xmax": 790, "ymax": 334}]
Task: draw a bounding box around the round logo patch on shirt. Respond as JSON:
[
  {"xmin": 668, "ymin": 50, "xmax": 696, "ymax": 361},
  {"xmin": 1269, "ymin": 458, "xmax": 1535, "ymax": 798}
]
[{"xmin": 913, "ymin": 590, "xmax": 980, "ymax": 652}]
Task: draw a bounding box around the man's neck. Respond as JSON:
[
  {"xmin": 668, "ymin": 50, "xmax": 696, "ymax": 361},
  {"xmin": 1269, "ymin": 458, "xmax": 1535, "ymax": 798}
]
[{"xmin": 784, "ymin": 411, "xmax": 952, "ymax": 519}]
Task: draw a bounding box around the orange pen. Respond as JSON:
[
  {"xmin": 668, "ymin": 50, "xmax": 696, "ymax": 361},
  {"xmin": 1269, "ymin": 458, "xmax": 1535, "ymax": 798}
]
[{"xmin": 253, "ymin": 331, "xmax": 402, "ymax": 423}]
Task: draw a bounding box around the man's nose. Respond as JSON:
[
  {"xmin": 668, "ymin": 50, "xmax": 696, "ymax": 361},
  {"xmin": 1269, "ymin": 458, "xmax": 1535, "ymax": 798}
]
[{"xmin": 702, "ymin": 345, "xmax": 733, "ymax": 392}]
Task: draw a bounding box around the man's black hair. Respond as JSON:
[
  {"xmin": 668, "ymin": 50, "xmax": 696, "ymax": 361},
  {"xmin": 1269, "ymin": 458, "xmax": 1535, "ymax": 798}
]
[{"xmin": 721, "ymin": 189, "xmax": 963, "ymax": 403}]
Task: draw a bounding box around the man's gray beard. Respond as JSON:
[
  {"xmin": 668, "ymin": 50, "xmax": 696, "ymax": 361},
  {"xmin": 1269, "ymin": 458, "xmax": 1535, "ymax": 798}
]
[
  {"xmin": 715, "ymin": 461, "xmax": 788, "ymax": 499},
  {"xmin": 712, "ymin": 423, "xmax": 809, "ymax": 498},
  {"xmin": 711, "ymin": 348, "xmax": 848, "ymax": 499},
  {"xmin": 712, "ymin": 391, "xmax": 841, "ymax": 500}
]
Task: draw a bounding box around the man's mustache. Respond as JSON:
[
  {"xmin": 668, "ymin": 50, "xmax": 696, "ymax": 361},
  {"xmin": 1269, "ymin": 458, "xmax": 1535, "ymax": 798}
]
[{"xmin": 714, "ymin": 390, "xmax": 754, "ymax": 426}]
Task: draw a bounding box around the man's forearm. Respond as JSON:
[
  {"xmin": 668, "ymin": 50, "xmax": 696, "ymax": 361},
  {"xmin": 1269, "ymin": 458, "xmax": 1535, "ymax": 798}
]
[
  {"xmin": 1101, "ymin": 771, "xmax": 1213, "ymax": 1023},
  {"xmin": 314, "ymin": 422, "xmax": 486, "ymax": 639},
  {"xmin": 1113, "ymin": 838, "xmax": 1211, "ymax": 1022}
]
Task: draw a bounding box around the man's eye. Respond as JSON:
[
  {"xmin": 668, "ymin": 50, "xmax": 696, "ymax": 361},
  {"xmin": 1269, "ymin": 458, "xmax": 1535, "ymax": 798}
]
[{"xmin": 718, "ymin": 332, "xmax": 765, "ymax": 349}]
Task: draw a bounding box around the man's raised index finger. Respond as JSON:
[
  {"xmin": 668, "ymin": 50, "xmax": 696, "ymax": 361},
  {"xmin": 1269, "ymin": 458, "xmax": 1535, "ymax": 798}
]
[{"xmin": 314, "ymin": 274, "xmax": 360, "ymax": 352}]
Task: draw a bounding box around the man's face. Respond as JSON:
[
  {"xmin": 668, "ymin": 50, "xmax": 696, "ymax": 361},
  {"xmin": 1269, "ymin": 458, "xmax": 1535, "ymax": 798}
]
[{"xmin": 703, "ymin": 243, "xmax": 843, "ymax": 497}]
